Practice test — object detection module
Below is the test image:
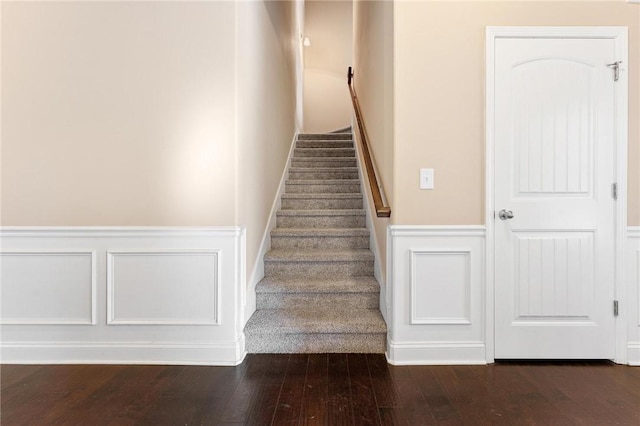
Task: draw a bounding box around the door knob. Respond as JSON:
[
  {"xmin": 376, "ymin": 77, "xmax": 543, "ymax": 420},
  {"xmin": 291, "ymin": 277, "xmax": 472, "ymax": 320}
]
[{"xmin": 498, "ymin": 209, "xmax": 514, "ymax": 220}]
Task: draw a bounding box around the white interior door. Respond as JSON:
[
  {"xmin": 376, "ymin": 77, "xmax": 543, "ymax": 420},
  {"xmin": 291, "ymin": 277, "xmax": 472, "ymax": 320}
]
[{"xmin": 493, "ymin": 35, "xmax": 619, "ymax": 359}]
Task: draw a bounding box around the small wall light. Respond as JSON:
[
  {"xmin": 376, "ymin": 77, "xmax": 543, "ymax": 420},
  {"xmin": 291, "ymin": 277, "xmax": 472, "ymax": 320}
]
[{"xmin": 303, "ymin": 37, "xmax": 311, "ymax": 47}]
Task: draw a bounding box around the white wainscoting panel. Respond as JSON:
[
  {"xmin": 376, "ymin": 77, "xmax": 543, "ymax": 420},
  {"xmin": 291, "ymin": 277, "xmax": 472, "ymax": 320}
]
[
  {"xmin": 107, "ymin": 250, "xmax": 220, "ymax": 325},
  {"xmin": 410, "ymin": 250, "xmax": 471, "ymax": 325},
  {"xmin": 0, "ymin": 251, "xmax": 96, "ymax": 325},
  {"xmin": 0, "ymin": 227, "xmax": 245, "ymax": 365},
  {"xmin": 387, "ymin": 226, "xmax": 486, "ymax": 365}
]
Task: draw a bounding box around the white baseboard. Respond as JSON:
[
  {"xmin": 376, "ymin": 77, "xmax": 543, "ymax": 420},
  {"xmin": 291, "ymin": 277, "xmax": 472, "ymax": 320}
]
[
  {"xmin": 0, "ymin": 227, "xmax": 246, "ymax": 365},
  {"xmin": 244, "ymin": 131, "xmax": 298, "ymax": 326},
  {"xmin": 386, "ymin": 340, "xmax": 487, "ymax": 365},
  {"xmin": 1, "ymin": 338, "xmax": 246, "ymax": 366},
  {"xmin": 627, "ymin": 342, "xmax": 640, "ymax": 366}
]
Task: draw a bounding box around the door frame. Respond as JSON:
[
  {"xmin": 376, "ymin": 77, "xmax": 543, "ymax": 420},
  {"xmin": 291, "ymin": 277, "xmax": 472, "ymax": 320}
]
[{"xmin": 485, "ymin": 26, "xmax": 629, "ymax": 363}]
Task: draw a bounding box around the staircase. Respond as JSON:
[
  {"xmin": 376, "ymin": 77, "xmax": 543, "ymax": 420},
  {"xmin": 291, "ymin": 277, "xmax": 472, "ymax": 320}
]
[{"xmin": 244, "ymin": 132, "xmax": 387, "ymax": 353}]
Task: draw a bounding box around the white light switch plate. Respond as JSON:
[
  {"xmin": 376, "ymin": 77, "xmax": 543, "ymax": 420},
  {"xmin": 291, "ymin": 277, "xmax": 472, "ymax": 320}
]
[{"xmin": 420, "ymin": 168, "xmax": 434, "ymax": 189}]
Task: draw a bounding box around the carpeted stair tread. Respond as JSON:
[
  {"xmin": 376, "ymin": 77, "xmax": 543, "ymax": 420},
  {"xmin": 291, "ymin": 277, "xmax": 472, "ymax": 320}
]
[
  {"xmin": 264, "ymin": 249, "xmax": 374, "ymax": 262},
  {"xmin": 285, "ymin": 179, "xmax": 360, "ymax": 185},
  {"xmin": 276, "ymin": 209, "xmax": 364, "ymax": 216},
  {"xmin": 291, "ymin": 158, "xmax": 357, "ymax": 168},
  {"xmin": 288, "ymin": 169, "xmax": 359, "ymax": 180},
  {"xmin": 296, "ymin": 141, "xmax": 354, "ymax": 148},
  {"xmin": 298, "ymin": 133, "xmax": 352, "ymax": 140},
  {"xmin": 281, "ymin": 193, "xmax": 362, "ymax": 199},
  {"xmin": 256, "ymin": 276, "xmax": 379, "ymax": 294},
  {"xmin": 270, "ymin": 228, "xmax": 370, "ymax": 249},
  {"xmin": 292, "ymin": 157, "xmax": 355, "ymax": 162},
  {"xmin": 271, "ymin": 227, "xmax": 369, "ymax": 237},
  {"xmin": 289, "ymin": 166, "xmax": 358, "ymax": 170},
  {"xmin": 244, "ymin": 308, "xmax": 386, "ymax": 334},
  {"xmin": 288, "ymin": 167, "xmax": 359, "ymax": 173},
  {"xmin": 294, "ymin": 148, "xmax": 355, "ymax": 157}
]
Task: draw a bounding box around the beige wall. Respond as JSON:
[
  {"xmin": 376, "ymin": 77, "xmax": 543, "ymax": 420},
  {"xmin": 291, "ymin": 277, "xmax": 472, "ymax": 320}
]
[
  {"xmin": 303, "ymin": 0, "xmax": 353, "ymax": 133},
  {"xmin": 1, "ymin": 2, "xmax": 237, "ymax": 225},
  {"xmin": 353, "ymin": 0, "xmax": 395, "ymax": 280},
  {"xmin": 237, "ymin": 0, "xmax": 298, "ymax": 283},
  {"xmin": 393, "ymin": 0, "xmax": 640, "ymax": 226}
]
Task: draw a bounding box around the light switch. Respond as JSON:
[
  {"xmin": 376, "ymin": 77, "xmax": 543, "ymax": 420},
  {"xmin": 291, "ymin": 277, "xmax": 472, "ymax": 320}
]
[{"xmin": 420, "ymin": 168, "xmax": 434, "ymax": 189}]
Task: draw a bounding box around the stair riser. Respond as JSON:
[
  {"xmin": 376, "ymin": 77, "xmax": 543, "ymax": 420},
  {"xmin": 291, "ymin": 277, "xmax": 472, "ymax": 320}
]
[
  {"xmin": 288, "ymin": 170, "xmax": 359, "ymax": 180},
  {"xmin": 285, "ymin": 183, "xmax": 360, "ymax": 193},
  {"xmin": 297, "ymin": 141, "xmax": 353, "ymax": 149},
  {"xmin": 245, "ymin": 333, "xmax": 385, "ymax": 353},
  {"xmin": 281, "ymin": 198, "xmax": 362, "ymax": 210},
  {"xmin": 291, "ymin": 159, "xmax": 357, "ymax": 168},
  {"xmin": 271, "ymin": 235, "xmax": 370, "ymax": 250},
  {"xmin": 264, "ymin": 260, "xmax": 373, "ymax": 277},
  {"xmin": 294, "ymin": 149, "xmax": 355, "ymax": 158},
  {"xmin": 298, "ymin": 134, "xmax": 352, "ymax": 140},
  {"xmin": 277, "ymin": 215, "xmax": 365, "ymax": 228},
  {"xmin": 257, "ymin": 293, "xmax": 379, "ymax": 310}
]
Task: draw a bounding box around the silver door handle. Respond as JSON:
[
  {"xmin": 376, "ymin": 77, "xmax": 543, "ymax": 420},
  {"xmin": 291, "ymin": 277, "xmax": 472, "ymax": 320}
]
[{"xmin": 498, "ymin": 209, "xmax": 514, "ymax": 220}]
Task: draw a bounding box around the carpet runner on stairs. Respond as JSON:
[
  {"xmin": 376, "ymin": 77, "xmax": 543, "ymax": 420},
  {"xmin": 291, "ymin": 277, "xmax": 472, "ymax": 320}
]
[{"xmin": 244, "ymin": 132, "xmax": 387, "ymax": 353}]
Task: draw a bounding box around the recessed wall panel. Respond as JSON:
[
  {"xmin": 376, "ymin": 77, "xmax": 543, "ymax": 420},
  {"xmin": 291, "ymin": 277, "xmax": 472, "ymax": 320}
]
[
  {"xmin": 107, "ymin": 250, "xmax": 219, "ymax": 325},
  {"xmin": 0, "ymin": 251, "xmax": 95, "ymax": 324},
  {"xmin": 410, "ymin": 250, "xmax": 471, "ymax": 325}
]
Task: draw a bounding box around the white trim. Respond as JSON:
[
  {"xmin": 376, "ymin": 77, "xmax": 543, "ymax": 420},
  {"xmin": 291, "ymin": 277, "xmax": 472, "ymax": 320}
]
[
  {"xmin": 0, "ymin": 227, "xmax": 244, "ymax": 238},
  {"xmin": 386, "ymin": 340, "xmax": 487, "ymax": 365},
  {"xmin": 0, "ymin": 339, "xmax": 246, "ymax": 366},
  {"xmin": 237, "ymin": 228, "xmax": 247, "ymax": 343},
  {"xmin": 386, "ymin": 225, "xmax": 394, "ymax": 346},
  {"xmin": 244, "ymin": 131, "xmax": 298, "ymax": 327},
  {"xmin": 389, "ymin": 225, "xmax": 486, "ymax": 237},
  {"xmin": 613, "ymin": 27, "xmax": 630, "ymax": 366},
  {"xmin": 636, "ymin": 249, "xmax": 640, "ymax": 327},
  {"xmin": 106, "ymin": 250, "xmax": 221, "ymax": 326},
  {"xmin": 486, "ymin": 26, "xmax": 630, "ymax": 38},
  {"xmin": 627, "ymin": 0, "xmax": 640, "ymax": 4},
  {"xmin": 628, "ymin": 342, "xmax": 640, "ymax": 366},
  {"xmin": 629, "ymin": 227, "xmax": 640, "ymax": 238},
  {"xmin": 485, "ymin": 26, "xmax": 629, "ymax": 364}
]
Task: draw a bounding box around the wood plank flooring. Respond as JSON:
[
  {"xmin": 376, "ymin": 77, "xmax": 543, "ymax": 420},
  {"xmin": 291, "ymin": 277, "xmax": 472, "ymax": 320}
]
[{"xmin": 2, "ymin": 354, "xmax": 639, "ymax": 425}]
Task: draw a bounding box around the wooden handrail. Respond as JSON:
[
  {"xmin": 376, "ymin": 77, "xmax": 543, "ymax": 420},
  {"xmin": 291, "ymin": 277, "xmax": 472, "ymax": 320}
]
[{"xmin": 347, "ymin": 67, "xmax": 391, "ymax": 218}]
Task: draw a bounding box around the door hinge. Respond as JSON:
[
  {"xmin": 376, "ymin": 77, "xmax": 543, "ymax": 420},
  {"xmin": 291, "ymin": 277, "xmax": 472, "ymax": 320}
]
[
  {"xmin": 612, "ymin": 183, "xmax": 618, "ymax": 200},
  {"xmin": 607, "ymin": 61, "xmax": 622, "ymax": 82},
  {"xmin": 614, "ymin": 300, "xmax": 619, "ymax": 317}
]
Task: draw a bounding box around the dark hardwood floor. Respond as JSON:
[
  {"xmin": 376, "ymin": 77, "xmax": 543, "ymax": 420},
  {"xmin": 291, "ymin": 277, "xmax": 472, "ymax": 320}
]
[{"xmin": 2, "ymin": 354, "xmax": 639, "ymax": 425}]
